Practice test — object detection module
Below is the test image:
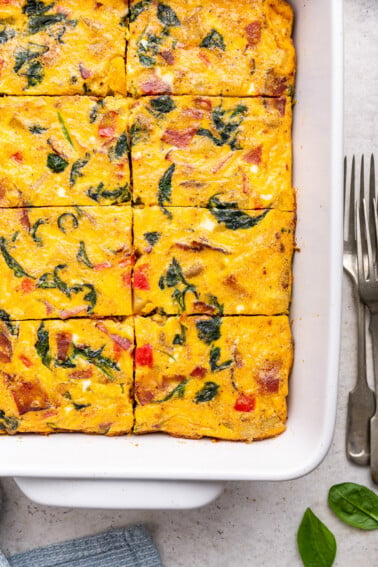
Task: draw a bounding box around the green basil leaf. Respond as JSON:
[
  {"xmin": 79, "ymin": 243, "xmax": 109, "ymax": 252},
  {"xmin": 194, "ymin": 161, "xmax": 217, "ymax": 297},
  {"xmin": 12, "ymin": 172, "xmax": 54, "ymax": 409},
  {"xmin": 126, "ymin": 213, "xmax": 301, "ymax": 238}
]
[
  {"xmin": 0, "ymin": 236, "xmax": 35, "ymax": 279},
  {"xmin": 47, "ymin": 152, "xmax": 69, "ymax": 173},
  {"xmin": 34, "ymin": 321, "xmax": 51, "ymax": 368},
  {"xmin": 208, "ymin": 195, "xmax": 269, "ymax": 230},
  {"xmin": 195, "ymin": 381, "xmax": 219, "ymax": 403},
  {"xmin": 158, "ymin": 163, "xmax": 175, "ymax": 215},
  {"xmin": 297, "ymin": 508, "xmax": 336, "ymax": 567},
  {"xmin": 157, "ymin": 3, "xmax": 180, "ymax": 27},
  {"xmin": 328, "ymin": 482, "xmax": 378, "ymax": 530},
  {"xmin": 200, "ymin": 29, "xmax": 225, "ymax": 51},
  {"xmin": 196, "ymin": 317, "xmax": 221, "ymax": 345},
  {"xmin": 150, "ymin": 95, "xmax": 175, "ymax": 114}
]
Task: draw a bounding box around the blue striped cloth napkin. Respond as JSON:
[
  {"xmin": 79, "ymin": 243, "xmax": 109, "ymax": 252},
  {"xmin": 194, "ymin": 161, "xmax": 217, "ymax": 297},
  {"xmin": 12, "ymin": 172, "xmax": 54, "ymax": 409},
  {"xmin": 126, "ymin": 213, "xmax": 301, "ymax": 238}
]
[{"xmin": 0, "ymin": 526, "xmax": 163, "ymax": 567}]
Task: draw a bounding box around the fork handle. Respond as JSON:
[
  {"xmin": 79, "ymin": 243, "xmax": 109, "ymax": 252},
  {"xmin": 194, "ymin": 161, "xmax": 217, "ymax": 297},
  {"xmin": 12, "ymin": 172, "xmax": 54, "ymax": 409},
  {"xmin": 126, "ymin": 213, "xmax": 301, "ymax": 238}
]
[
  {"xmin": 347, "ymin": 299, "xmax": 374, "ymax": 465},
  {"xmin": 368, "ymin": 311, "xmax": 378, "ymax": 483}
]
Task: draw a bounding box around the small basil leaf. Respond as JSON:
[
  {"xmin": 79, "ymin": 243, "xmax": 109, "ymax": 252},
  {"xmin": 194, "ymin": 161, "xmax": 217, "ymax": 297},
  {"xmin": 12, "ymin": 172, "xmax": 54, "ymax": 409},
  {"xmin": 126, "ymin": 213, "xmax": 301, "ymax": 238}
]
[
  {"xmin": 144, "ymin": 231, "xmax": 161, "ymax": 247},
  {"xmin": 196, "ymin": 318, "xmax": 221, "ymax": 345},
  {"xmin": 150, "ymin": 95, "xmax": 175, "ymax": 114},
  {"xmin": 328, "ymin": 482, "xmax": 378, "ymax": 530},
  {"xmin": 297, "ymin": 508, "xmax": 336, "ymax": 567},
  {"xmin": 158, "ymin": 163, "xmax": 175, "ymax": 215},
  {"xmin": 195, "ymin": 381, "xmax": 219, "ymax": 403}
]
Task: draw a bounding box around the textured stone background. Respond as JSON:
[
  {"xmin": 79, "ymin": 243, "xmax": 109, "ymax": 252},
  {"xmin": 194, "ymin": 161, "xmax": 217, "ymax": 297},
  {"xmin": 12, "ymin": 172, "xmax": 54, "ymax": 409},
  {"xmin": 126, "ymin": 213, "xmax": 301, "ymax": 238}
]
[{"xmin": 1, "ymin": 1, "xmax": 378, "ymax": 565}]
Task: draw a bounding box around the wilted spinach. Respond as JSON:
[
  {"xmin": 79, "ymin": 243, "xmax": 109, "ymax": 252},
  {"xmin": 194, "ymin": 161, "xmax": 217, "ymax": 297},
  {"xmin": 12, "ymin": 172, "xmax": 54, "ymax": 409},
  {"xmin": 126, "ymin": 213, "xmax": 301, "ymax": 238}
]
[
  {"xmin": 89, "ymin": 99, "xmax": 104, "ymax": 123},
  {"xmin": 76, "ymin": 241, "xmax": 93, "ymax": 269},
  {"xmin": 209, "ymin": 346, "xmax": 232, "ymax": 373},
  {"xmin": 157, "ymin": 3, "xmax": 180, "ymax": 28},
  {"xmin": 72, "ymin": 344, "xmax": 120, "ymax": 380},
  {"xmin": 29, "ymin": 124, "xmax": 47, "ymax": 134},
  {"xmin": 197, "ymin": 104, "xmax": 247, "ymax": 150},
  {"xmin": 37, "ymin": 264, "xmax": 71, "ymax": 297},
  {"xmin": 47, "ymin": 152, "xmax": 69, "ymax": 173},
  {"xmin": 144, "ymin": 231, "xmax": 161, "ymax": 247},
  {"xmin": 173, "ymin": 323, "xmax": 187, "ymax": 345},
  {"xmin": 207, "ymin": 195, "xmax": 269, "ymax": 230},
  {"xmin": 0, "ymin": 27, "xmax": 15, "ymax": 44},
  {"xmin": 159, "ymin": 379, "xmax": 188, "ymax": 402},
  {"xmin": 57, "ymin": 212, "xmax": 79, "ymax": 233},
  {"xmin": 130, "ymin": 119, "xmax": 149, "ymax": 145},
  {"xmin": 0, "ymin": 237, "xmax": 35, "ymax": 279},
  {"xmin": 127, "ymin": 0, "xmax": 151, "ymax": 23},
  {"xmin": 70, "ymin": 154, "xmax": 90, "ymax": 186},
  {"xmin": 194, "ymin": 381, "xmax": 219, "ymax": 403},
  {"xmin": 0, "ymin": 309, "xmax": 18, "ymax": 336},
  {"xmin": 0, "ymin": 410, "xmax": 19, "ymax": 432},
  {"xmin": 159, "ymin": 257, "xmax": 198, "ymax": 313},
  {"xmin": 158, "ymin": 163, "xmax": 175, "ymax": 216},
  {"xmin": 150, "ymin": 95, "xmax": 175, "ymax": 115},
  {"xmin": 200, "ymin": 29, "xmax": 225, "ymax": 51},
  {"xmin": 137, "ymin": 32, "xmax": 163, "ymax": 67},
  {"xmin": 31, "ymin": 218, "xmax": 46, "ymax": 246},
  {"xmin": 87, "ymin": 182, "xmax": 131, "ymax": 204},
  {"xmin": 34, "ymin": 321, "xmax": 51, "ymax": 368},
  {"xmin": 196, "ymin": 318, "xmax": 221, "ymax": 345}
]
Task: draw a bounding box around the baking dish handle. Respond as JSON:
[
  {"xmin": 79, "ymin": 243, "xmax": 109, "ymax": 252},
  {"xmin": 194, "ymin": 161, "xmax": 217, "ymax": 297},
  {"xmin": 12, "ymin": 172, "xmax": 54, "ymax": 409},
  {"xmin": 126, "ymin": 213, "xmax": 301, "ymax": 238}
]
[{"xmin": 13, "ymin": 477, "xmax": 224, "ymax": 510}]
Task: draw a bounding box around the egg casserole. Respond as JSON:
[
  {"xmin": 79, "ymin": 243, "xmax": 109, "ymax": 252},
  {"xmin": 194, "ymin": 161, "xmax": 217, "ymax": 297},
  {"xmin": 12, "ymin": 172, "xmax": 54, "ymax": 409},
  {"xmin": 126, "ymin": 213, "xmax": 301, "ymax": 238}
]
[
  {"xmin": 130, "ymin": 95, "xmax": 293, "ymax": 210},
  {"xmin": 127, "ymin": 0, "xmax": 295, "ymax": 97},
  {"xmin": 0, "ymin": 318, "xmax": 134, "ymax": 435},
  {"xmin": 134, "ymin": 315, "xmax": 293, "ymax": 441},
  {"xmin": 0, "ymin": 0, "xmax": 127, "ymax": 95},
  {"xmin": 133, "ymin": 206, "xmax": 295, "ymax": 316},
  {"xmin": 0, "ymin": 96, "xmax": 130, "ymax": 208},
  {"xmin": 0, "ymin": 0, "xmax": 295, "ymax": 442},
  {"xmin": 0, "ymin": 206, "xmax": 133, "ymax": 320}
]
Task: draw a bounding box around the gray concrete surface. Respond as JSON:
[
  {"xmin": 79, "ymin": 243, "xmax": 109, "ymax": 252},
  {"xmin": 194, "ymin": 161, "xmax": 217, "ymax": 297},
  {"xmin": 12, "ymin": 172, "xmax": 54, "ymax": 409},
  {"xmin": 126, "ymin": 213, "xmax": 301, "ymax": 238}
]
[{"xmin": 1, "ymin": 1, "xmax": 378, "ymax": 565}]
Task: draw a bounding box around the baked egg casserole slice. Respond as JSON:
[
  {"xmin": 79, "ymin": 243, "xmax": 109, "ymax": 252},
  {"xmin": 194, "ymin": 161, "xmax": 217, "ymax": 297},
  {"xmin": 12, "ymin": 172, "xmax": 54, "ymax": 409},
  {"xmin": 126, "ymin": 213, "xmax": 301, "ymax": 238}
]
[
  {"xmin": 133, "ymin": 206, "xmax": 294, "ymax": 316},
  {"xmin": 130, "ymin": 95, "xmax": 294, "ymax": 211},
  {"xmin": 0, "ymin": 0, "xmax": 127, "ymax": 95},
  {"xmin": 0, "ymin": 318, "xmax": 134, "ymax": 435},
  {"xmin": 0, "ymin": 206, "xmax": 132, "ymax": 320},
  {"xmin": 127, "ymin": 0, "xmax": 295, "ymax": 96},
  {"xmin": 0, "ymin": 96, "xmax": 130, "ymax": 208},
  {"xmin": 134, "ymin": 315, "xmax": 293, "ymax": 441}
]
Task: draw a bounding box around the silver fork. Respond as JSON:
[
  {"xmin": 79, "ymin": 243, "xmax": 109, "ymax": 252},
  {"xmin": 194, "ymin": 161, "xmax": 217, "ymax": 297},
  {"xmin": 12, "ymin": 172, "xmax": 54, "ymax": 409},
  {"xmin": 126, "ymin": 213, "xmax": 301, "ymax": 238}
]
[
  {"xmin": 344, "ymin": 156, "xmax": 375, "ymax": 465},
  {"xmin": 356, "ymin": 154, "xmax": 378, "ymax": 483}
]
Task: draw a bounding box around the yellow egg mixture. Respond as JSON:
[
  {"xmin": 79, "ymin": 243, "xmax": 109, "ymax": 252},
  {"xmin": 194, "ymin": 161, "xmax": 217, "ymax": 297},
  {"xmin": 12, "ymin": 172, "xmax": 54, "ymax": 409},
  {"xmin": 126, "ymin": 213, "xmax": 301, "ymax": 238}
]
[{"xmin": 0, "ymin": 0, "xmax": 295, "ymax": 441}]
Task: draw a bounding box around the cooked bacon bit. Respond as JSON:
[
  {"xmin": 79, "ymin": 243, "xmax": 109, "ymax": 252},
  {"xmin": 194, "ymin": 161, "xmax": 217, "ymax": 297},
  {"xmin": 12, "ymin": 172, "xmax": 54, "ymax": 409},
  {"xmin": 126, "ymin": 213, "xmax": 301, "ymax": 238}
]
[
  {"xmin": 98, "ymin": 125, "xmax": 115, "ymax": 138},
  {"xmin": 162, "ymin": 128, "xmax": 197, "ymax": 149},
  {"xmin": 12, "ymin": 152, "xmax": 23, "ymax": 163},
  {"xmin": 56, "ymin": 331, "xmax": 72, "ymax": 361},
  {"xmin": 245, "ymin": 21, "xmax": 262, "ymax": 47},
  {"xmin": 194, "ymin": 97, "xmax": 212, "ymax": 111},
  {"xmin": 118, "ymin": 254, "xmax": 135, "ymax": 268},
  {"xmin": 10, "ymin": 380, "xmax": 50, "ymax": 415},
  {"xmin": 79, "ymin": 64, "xmax": 92, "ymax": 80},
  {"xmin": 113, "ymin": 341, "xmax": 122, "ymax": 361},
  {"xmin": 19, "ymin": 208, "xmax": 30, "ymax": 231},
  {"xmin": 174, "ymin": 240, "xmax": 229, "ymax": 254},
  {"xmin": 19, "ymin": 354, "xmax": 32, "ymax": 368},
  {"xmin": 183, "ymin": 107, "xmax": 204, "ymax": 120},
  {"xmin": 193, "ymin": 301, "xmax": 217, "ymax": 315},
  {"xmin": 198, "ymin": 51, "xmax": 210, "ymax": 66},
  {"xmin": 241, "ymin": 169, "xmax": 249, "ymax": 194},
  {"xmin": 0, "ymin": 332, "xmax": 12, "ymax": 363},
  {"xmin": 122, "ymin": 271, "xmax": 131, "ymax": 287},
  {"xmin": 21, "ymin": 278, "xmax": 34, "ymax": 293},
  {"xmin": 266, "ymin": 72, "xmax": 287, "ymax": 96},
  {"xmin": 234, "ymin": 393, "xmax": 256, "ymax": 412},
  {"xmin": 140, "ymin": 76, "xmax": 171, "ymax": 95},
  {"xmin": 59, "ymin": 306, "xmax": 87, "ymax": 319},
  {"xmin": 93, "ymin": 261, "xmax": 112, "ymax": 271},
  {"xmin": 190, "ymin": 366, "xmax": 207, "ymax": 378},
  {"xmin": 135, "ymin": 344, "xmax": 153, "ymax": 367},
  {"xmin": 272, "ymin": 97, "xmax": 286, "ymax": 117},
  {"xmin": 243, "ymin": 145, "xmax": 262, "ymax": 165},
  {"xmin": 95, "ymin": 322, "xmax": 132, "ymax": 352},
  {"xmin": 95, "ymin": 2, "xmax": 103, "ymax": 7},
  {"xmin": 257, "ymin": 361, "xmax": 282, "ymax": 393},
  {"xmin": 44, "ymin": 300, "xmax": 54, "ymax": 315},
  {"xmin": 69, "ymin": 368, "xmax": 93, "ymax": 380},
  {"xmin": 212, "ymin": 153, "xmax": 233, "ymax": 174},
  {"xmin": 135, "ymin": 384, "xmax": 155, "ymax": 405},
  {"xmin": 134, "ymin": 264, "xmax": 150, "ymax": 290},
  {"xmin": 160, "ymin": 50, "xmax": 175, "ymax": 65},
  {"xmin": 0, "ymin": 59, "xmax": 4, "ymax": 75}
]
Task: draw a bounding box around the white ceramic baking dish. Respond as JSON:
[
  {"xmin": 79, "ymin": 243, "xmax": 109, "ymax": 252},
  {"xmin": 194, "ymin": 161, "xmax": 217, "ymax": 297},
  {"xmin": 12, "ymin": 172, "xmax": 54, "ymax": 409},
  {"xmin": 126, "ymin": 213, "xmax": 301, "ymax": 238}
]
[{"xmin": 1, "ymin": 0, "xmax": 344, "ymax": 509}]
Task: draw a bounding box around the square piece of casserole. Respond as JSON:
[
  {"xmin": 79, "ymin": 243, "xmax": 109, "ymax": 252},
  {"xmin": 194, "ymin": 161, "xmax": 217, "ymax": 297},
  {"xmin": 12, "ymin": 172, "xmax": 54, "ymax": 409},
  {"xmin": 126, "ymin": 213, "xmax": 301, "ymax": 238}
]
[
  {"xmin": 130, "ymin": 95, "xmax": 294, "ymax": 211},
  {"xmin": 0, "ymin": 96, "xmax": 130, "ymax": 208},
  {"xmin": 0, "ymin": 318, "xmax": 134, "ymax": 435},
  {"xmin": 133, "ymin": 206, "xmax": 294, "ymax": 316},
  {"xmin": 134, "ymin": 315, "xmax": 293, "ymax": 441},
  {"xmin": 0, "ymin": 206, "xmax": 132, "ymax": 320},
  {"xmin": 0, "ymin": 0, "xmax": 127, "ymax": 95},
  {"xmin": 127, "ymin": 0, "xmax": 295, "ymax": 97}
]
